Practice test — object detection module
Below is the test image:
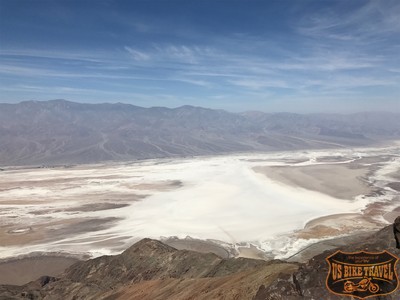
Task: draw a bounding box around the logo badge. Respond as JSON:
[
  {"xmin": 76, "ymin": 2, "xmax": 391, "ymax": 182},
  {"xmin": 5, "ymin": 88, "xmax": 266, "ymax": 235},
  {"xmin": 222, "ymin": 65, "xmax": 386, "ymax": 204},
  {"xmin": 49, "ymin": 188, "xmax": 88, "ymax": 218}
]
[{"xmin": 326, "ymin": 250, "xmax": 399, "ymax": 299}]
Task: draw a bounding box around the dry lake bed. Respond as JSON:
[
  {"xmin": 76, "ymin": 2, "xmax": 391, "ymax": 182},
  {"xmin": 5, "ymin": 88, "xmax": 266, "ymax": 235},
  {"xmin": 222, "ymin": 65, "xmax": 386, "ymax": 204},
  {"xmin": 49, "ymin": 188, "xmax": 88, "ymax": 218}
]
[{"xmin": 1, "ymin": 143, "xmax": 399, "ymax": 284}]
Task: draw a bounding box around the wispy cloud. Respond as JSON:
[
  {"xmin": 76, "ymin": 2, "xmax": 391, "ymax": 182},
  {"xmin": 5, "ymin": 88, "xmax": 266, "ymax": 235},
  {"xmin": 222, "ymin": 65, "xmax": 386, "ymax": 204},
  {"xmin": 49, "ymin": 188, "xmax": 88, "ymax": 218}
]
[
  {"xmin": 1, "ymin": 42, "xmax": 397, "ymax": 98},
  {"xmin": 173, "ymin": 77, "xmax": 212, "ymax": 87},
  {"xmin": 297, "ymin": 0, "xmax": 400, "ymax": 42},
  {"xmin": 1, "ymin": 0, "xmax": 399, "ymax": 112},
  {"xmin": 0, "ymin": 49, "xmax": 104, "ymax": 64},
  {"xmin": 229, "ymin": 78, "xmax": 290, "ymax": 90},
  {"xmin": 124, "ymin": 46, "xmax": 150, "ymax": 61}
]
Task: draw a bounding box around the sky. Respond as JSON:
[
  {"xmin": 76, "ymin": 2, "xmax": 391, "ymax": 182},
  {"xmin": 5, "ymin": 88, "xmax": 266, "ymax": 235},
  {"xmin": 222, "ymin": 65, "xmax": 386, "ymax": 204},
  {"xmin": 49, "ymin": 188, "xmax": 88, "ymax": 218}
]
[{"xmin": 0, "ymin": 0, "xmax": 399, "ymax": 113}]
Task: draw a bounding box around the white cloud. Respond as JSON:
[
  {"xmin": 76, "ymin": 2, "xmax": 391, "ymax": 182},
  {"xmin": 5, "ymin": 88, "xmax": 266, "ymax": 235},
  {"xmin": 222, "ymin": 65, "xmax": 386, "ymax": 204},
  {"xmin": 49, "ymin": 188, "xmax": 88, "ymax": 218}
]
[
  {"xmin": 124, "ymin": 46, "xmax": 150, "ymax": 61},
  {"xmin": 297, "ymin": 0, "xmax": 400, "ymax": 41},
  {"xmin": 229, "ymin": 78, "xmax": 290, "ymax": 90}
]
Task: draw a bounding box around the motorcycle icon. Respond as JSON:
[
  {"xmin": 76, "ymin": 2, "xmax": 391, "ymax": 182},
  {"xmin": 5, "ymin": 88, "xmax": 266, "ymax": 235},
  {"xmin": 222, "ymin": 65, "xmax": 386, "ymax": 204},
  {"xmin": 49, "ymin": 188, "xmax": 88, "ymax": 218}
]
[{"xmin": 343, "ymin": 277, "xmax": 379, "ymax": 293}]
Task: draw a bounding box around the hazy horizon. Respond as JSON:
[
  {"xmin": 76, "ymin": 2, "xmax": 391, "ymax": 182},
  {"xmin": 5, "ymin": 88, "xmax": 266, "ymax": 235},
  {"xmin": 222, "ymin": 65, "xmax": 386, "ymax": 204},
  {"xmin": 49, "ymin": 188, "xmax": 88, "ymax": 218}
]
[
  {"xmin": 1, "ymin": 0, "xmax": 399, "ymax": 113},
  {"xmin": 2, "ymin": 98, "xmax": 400, "ymax": 115}
]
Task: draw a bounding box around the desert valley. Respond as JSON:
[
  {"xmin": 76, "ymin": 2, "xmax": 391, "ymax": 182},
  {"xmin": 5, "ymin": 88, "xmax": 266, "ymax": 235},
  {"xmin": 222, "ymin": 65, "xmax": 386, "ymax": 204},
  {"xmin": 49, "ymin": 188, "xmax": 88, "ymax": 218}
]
[
  {"xmin": 0, "ymin": 100, "xmax": 399, "ymax": 298},
  {"xmin": 1, "ymin": 142, "xmax": 399, "ymax": 289},
  {"xmin": 1, "ymin": 1, "xmax": 400, "ymax": 297}
]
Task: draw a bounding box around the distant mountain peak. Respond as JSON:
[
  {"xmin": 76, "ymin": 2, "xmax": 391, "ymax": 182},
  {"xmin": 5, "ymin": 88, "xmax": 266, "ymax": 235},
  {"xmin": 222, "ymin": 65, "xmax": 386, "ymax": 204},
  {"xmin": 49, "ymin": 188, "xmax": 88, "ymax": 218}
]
[{"xmin": 0, "ymin": 100, "xmax": 399, "ymax": 166}]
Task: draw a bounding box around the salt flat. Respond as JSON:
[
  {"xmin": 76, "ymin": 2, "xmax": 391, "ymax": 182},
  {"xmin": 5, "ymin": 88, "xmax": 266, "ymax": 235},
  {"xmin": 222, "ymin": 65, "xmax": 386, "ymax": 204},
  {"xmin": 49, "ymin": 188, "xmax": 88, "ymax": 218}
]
[{"xmin": 0, "ymin": 144, "xmax": 399, "ymax": 261}]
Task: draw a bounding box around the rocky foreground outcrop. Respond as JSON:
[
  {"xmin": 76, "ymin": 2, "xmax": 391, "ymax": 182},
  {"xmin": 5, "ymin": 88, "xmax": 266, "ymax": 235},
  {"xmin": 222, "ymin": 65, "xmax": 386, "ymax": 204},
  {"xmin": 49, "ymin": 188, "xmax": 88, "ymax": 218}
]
[
  {"xmin": 0, "ymin": 239, "xmax": 298, "ymax": 300},
  {"xmin": 256, "ymin": 220, "xmax": 400, "ymax": 300},
  {"xmin": 1, "ymin": 219, "xmax": 399, "ymax": 300}
]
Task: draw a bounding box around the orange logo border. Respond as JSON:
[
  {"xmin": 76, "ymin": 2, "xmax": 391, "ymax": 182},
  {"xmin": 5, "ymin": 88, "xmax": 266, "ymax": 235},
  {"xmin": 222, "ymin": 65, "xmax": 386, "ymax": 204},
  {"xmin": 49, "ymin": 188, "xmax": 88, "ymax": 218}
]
[{"xmin": 325, "ymin": 250, "xmax": 399, "ymax": 300}]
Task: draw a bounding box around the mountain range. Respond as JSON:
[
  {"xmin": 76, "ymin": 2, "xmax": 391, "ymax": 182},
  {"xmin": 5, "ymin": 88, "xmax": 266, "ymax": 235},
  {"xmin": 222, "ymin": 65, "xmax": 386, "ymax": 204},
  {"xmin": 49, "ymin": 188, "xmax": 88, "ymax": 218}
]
[{"xmin": 1, "ymin": 100, "xmax": 399, "ymax": 166}]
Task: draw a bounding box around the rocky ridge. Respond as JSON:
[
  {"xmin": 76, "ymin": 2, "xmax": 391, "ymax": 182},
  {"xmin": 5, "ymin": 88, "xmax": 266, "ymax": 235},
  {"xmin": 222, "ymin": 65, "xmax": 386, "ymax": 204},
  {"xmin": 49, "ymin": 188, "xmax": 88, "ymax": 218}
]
[{"xmin": 1, "ymin": 218, "xmax": 399, "ymax": 299}]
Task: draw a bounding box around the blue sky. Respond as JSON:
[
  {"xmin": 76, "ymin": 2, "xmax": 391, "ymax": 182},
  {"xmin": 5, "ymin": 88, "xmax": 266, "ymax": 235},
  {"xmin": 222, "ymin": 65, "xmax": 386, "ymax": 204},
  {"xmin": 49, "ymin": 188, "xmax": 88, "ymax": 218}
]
[{"xmin": 0, "ymin": 0, "xmax": 399, "ymax": 113}]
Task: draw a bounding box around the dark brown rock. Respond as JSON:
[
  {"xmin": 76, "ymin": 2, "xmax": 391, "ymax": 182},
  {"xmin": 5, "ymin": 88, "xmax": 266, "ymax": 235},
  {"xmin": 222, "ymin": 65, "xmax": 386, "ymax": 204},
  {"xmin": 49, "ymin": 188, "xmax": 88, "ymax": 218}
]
[{"xmin": 394, "ymin": 216, "xmax": 400, "ymax": 248}]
